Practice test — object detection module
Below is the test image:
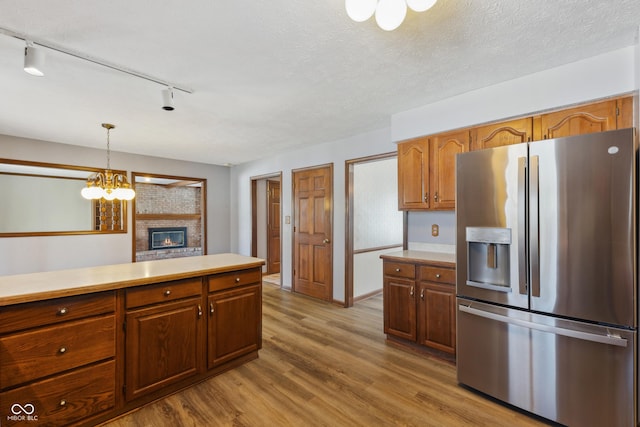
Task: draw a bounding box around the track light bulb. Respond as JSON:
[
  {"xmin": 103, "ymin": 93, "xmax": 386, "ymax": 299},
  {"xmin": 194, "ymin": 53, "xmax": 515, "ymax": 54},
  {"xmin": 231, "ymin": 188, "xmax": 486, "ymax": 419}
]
[
  {"xmin": 23, "ymin": 43, "xmax": 45, "ymax": 77},
  {"xmin": 162, "ymin": 87, "xmax": 174, "ymax": 111}
]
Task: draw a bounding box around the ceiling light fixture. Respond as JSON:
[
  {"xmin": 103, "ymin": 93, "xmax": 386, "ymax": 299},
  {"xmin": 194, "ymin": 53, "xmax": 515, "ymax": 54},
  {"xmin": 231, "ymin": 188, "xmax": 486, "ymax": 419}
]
[
  {"xmin": 23, "ymin": 41, "xmax": 45, "ymax": 76},
  {"xmin": 346, "ymin": 0, "xmax": 437, "ymax": 31},
  {"xmin": 0, "ymin": 26, "xmax": 193, "ymax": 94},
  {"xmin": 81, "ymin": 123, "xmax": 135, "ymax": 201},
  {"xmin": 161, "ymin": 86, "xmax": 175, "ymax": 111}
]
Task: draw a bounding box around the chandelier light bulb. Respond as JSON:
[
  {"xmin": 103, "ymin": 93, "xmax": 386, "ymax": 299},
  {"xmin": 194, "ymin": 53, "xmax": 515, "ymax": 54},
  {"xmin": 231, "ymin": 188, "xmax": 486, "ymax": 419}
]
[
  {"xmin": 406, "ymin": 0, "xmax": 437, "ymax": 12},
  {"xmin": 375, "ymin": 0, "xmax": 407, "ymax": 31},
  {"xmin": 345, "ymin": 0, "xmax": 377, "ymax": 22}
]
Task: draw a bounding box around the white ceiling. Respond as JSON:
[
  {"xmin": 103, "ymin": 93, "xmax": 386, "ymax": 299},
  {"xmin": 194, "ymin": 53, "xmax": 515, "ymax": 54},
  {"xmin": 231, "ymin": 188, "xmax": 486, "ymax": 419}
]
[{"xmin": 0, "ymin": 1, "xmax": 638, "ymax": 166}]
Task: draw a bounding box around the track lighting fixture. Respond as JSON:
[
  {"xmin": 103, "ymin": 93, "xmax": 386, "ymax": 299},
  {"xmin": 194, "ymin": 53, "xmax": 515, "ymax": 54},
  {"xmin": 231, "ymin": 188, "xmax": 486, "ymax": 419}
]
[
  {"xmin": 23, "ymin": 41, "xmax": 45, "ymax": 76},
  {"xmin": 161, "ymin": 87, "xmax": 175, "ymax": 111}
]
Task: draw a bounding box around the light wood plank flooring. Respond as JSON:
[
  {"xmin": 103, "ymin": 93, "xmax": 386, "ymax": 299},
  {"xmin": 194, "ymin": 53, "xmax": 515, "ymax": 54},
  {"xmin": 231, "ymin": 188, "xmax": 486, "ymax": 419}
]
[{"xmin": 101, "ymin": 283, "xmax": 552, "ymax": 427}]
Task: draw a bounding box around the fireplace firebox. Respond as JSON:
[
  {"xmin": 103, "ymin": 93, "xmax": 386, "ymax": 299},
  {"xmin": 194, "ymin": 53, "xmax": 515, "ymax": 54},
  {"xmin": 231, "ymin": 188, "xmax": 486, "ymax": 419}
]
[{"xmin": 148, "ymin": 227, "xmax": 187, "ymax": 250}]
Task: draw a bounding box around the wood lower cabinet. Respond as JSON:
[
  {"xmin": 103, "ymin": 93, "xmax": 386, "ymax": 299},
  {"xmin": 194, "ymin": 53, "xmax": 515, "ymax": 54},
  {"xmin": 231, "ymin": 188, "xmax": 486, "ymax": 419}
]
[
  {"xmin": 0, "ymin": 292, "xmax": 116, "ymax": 426},
  {"xmin": 208, "ymin": 284, "xmax": 261, "ymax": 368},
  {"xmin": 0, "ymin": 260, "xmax": 263, "ymax": 426},
  {"xmin": 382, "ymin": 257, "xmax": 456, "ymax": 358},
  {"xmin": 125, "ymin": 295, "xmax": 204, "ymax": 401}
]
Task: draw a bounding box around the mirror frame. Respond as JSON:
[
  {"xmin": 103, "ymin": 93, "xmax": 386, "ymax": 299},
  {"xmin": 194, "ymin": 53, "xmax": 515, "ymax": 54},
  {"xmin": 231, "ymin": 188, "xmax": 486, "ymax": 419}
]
[{"xmin": 0, "ymin": 158, "xmax": 128, "ymax": 237}]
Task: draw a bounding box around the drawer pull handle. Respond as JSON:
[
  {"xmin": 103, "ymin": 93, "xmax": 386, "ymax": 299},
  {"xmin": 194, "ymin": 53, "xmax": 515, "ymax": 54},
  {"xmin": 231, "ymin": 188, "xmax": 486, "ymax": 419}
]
[
  {"xmin": 59, "ymin": 400, "xmax": 67, "ymax": 407},
  {"xmin": 436, "ymin": 274, "xmax": 441, "ymax": 278},
  {"xmin": 59, "ymin": 347, "xmax": 67, "ymax": 354},
  {"xmin": 197, "ymin": 305, "xmax": 203, "ymax": 317},
  {"xmin": 395, "ymin": 268, "xmax": 400, "ymax": 272},
  {"xmin": 235, "ymin": 277, "xmax": 241, "ymax": 283},
  {"xmin": 410, "ymin": 286, "xmax": 414, "ymax": 297},
  {"xmin": 420, "ymin": 288, "xmax": 425, "ymax": 300},
  {"xmin": 58, "ymin": 307, "xmax": 68, "ymax": 315},
  {"xmin": 210, "ymin": 303, "xmax": 215, "ymax": 314},
  {"xmin": 164, "ymin": 290, "xmax": 171, "ymax": 296}
]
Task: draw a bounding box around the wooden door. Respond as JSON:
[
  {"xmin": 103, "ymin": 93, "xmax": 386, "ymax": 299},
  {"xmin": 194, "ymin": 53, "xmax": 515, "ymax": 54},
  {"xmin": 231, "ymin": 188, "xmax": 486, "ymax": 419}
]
[
  {"xmin": 472, "ymin": 118, "xmax": 533, "ymax": 150},
  {"xmin": 293, "ymin": 165, "xmax": 333, "ymax": 301},
  {"xmin": 383, "ymin": 278, "xmax": 416, "ymax": 341},
  {"xmin": 397, "ymin": 137, "xmax": 429, "ymax": 210},
  {"xmin": 535, "ymin": 99, "xmax": 618, "ymax": 140},
  {"xmin": 208, "ymin": 284, "xmax": 261, "ymax": 368},
  {"xmin": 266, "ymin": 180, "xmax": 281, "ymax": 274},
  {"xmin": 430, "ymin": 130, "xmax": 469, "ymax": 210}
]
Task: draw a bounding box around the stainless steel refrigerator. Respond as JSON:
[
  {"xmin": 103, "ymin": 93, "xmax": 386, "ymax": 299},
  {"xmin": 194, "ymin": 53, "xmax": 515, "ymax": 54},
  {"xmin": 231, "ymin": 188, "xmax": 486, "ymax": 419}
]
[{"xmin": 455, "ymin": 128, "xmax": 637, "ymax": 426}]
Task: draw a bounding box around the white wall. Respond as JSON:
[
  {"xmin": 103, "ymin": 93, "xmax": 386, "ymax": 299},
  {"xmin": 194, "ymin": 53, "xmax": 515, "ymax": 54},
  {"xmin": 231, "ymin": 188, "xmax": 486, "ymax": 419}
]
[
  {"xmin": 230, "ymin": 128, "xmax": 396, "ymax": 302},
  {"xmin": 0, "ymin": 134, "xmax": 230, "ymax": 275},
  {"xmin": 231, "ymin": 45, "xmax": 638, "ymax": 304}
]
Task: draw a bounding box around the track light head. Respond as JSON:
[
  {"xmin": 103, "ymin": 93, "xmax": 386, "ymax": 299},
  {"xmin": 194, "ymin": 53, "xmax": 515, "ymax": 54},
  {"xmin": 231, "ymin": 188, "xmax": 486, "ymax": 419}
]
[
  {"xmin": 161, "ymin": 87, "xmax": 174, "ymax": 111},
  {"xmin": 23, "ymin": 42, "xmax": 45, "ymax": 76}
]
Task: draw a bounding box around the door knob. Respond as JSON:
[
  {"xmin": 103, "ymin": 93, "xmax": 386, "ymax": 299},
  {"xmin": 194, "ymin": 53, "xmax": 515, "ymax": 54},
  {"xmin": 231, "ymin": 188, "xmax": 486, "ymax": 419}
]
[{"xmin": 323, "ymin": 239, "xmax": 330, "ymax": 244}]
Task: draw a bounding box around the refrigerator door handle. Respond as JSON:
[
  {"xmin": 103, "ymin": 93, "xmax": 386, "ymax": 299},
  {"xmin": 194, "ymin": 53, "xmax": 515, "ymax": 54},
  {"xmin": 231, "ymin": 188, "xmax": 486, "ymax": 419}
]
[
  {"xmin": 459, "ymin": 304, "xmax": 628, "ymax": 347},
  {"xmin": 529, "ymin": 155, "xmax": 540, "ymax": 297},
  {"xmin": 517, "ymin": 157, "xmax": 527, "ymax": 295}
]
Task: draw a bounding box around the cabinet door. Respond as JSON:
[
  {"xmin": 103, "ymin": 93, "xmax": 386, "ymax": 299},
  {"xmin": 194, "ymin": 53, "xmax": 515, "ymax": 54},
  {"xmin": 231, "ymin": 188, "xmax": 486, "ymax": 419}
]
[
  {"xmin": 535, "ymin": 99, "xmax": 617, "ymax": 140},
  {"xmin": 430, "ymin": 130, "xmax": 469, "ymax": 210},
  {"xmin": 383, "ymin": 277, "xmax": 416, "ymax": 341},
  {"xmin": 208, "ymin": 284, "xmax": 261, "ymax": 368},
  {"xmin": 417, "ymin": 282, "xmax": 456, "ymax": 354},
  {"xmin": 125, "ymin": 297, "xmax": 204, "ymax": 401},
  {"xmin": 472, "ymin": 118, "xmax": 533, "ymax": 150},
  {"xmin": 397, "ymin": 138, "xmax": 429, "ymax": 210}
]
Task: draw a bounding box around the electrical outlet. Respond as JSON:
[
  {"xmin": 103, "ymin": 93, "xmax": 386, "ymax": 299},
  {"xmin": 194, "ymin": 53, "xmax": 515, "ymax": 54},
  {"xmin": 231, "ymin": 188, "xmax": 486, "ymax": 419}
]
[{"xmin": 431, "ymin": 224, "xmax": 439, "ymax": 237}]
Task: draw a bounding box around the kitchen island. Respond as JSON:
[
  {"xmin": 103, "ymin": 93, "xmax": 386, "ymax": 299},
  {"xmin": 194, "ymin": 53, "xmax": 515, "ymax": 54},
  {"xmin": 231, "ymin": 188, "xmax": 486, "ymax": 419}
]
[{"xmin": 0, "ymin": 253, "xmax": 264, "ymax": 426}]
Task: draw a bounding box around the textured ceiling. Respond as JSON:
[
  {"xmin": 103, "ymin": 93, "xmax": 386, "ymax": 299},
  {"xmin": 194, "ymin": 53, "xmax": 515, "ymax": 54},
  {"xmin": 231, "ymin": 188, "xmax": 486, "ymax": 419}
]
[{"xmin": 0, "ymin": 0, "xmax": 638, "ymax": 166}]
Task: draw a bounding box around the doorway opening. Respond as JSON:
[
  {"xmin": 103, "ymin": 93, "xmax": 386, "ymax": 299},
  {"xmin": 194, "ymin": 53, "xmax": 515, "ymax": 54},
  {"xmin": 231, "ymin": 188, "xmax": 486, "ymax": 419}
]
[
  {"xmin": 345, "ymin": 153, "xmax": 402, "ymax": 307},
  {"xmin": 251, "ymin": 172, "xmax": 282, "ymax": 286},
  {"xmin": 131, "ymin": 172, "xmax": 206, "ymax": 262}
]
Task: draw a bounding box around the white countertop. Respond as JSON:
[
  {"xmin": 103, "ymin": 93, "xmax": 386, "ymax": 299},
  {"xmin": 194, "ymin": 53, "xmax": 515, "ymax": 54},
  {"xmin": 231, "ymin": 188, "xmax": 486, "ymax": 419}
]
[
  {"xmin": 0, "ymin": 253, "xmax": 264, "ymax": 306},
  {"xmin": 380, "ymin": 249, "xmax": 456, "ymax": 266}
]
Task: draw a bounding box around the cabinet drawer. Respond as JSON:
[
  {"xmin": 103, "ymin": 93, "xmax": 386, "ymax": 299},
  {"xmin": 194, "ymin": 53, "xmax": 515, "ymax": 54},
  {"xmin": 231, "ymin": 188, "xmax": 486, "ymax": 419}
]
[
  {"xmin": 383, "ymin": 262, "xmax": 416, "ymax": 279},
  {"xmin": 0, "ymin": 291, "xmax": 115, "ymax": 335},
  {"xmin": 0, "ymin": 315, "xmax": 115, "ymax": 389},
  {"xmin": 208, "ymin": 268, "xmax": 261, "ymax": 292},
  {"xmin": 419, "ymin": 265, "xmax": 455, "ymax": 284},
  {"xmin": 0, "ymin": 360, "xmax": 115, "ymax": 427},
  {"xmin": 126, "ymin": 277, "xmax": 202, "ymax": 309}
]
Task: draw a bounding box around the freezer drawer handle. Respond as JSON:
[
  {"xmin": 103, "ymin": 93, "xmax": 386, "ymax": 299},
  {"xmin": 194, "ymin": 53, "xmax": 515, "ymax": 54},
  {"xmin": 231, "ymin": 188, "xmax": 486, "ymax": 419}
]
[
  {"xmin": 466, "ymin": 280, "xmax": 512, "ymax": 293},
  {"xmin": 459, "ymin": 304, "xmax": 628, "ymax": 347}
]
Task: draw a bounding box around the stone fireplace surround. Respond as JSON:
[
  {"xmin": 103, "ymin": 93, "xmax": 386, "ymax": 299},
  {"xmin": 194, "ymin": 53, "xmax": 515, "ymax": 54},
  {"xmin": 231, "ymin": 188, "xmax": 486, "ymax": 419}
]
[{"xmin": 134, "ymin": 182, "xmax": 203, "ymax": 262}]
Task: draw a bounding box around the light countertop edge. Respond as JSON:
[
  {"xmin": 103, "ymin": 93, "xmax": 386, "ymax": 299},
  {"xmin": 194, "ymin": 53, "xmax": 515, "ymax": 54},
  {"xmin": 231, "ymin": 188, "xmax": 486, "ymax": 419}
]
[
  {"xmin": 380, "ymin": 250, "xmax": 456, "ymax": 266},
  {"xmin": 0, "ymin": 253, "xmax": 265, "ymax": 307}
]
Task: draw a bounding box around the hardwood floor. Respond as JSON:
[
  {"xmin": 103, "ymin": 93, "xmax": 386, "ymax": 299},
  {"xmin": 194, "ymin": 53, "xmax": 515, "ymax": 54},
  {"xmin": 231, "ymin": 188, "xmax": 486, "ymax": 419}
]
[{"xmin": 101, "ymin": 283, "xmax": 552, "ymax": 427}]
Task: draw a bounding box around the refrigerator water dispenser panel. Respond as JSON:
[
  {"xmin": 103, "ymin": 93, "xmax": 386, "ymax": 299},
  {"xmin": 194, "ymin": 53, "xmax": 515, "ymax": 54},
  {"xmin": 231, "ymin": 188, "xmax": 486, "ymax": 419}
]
[{"xmin": 466, "ymin": 227, "xmax": 511, "ymax": 292}]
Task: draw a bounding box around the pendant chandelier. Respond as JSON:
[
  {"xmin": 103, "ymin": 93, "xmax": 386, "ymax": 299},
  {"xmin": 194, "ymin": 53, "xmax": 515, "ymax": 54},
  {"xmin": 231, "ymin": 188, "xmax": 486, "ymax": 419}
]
[
  {"xmin": 346, "ymin": 0, "xmax": 437, "ymax": 31},
  {"xmin": 81, "ymin": 123, "xmax": 135, "ymax": 201}
]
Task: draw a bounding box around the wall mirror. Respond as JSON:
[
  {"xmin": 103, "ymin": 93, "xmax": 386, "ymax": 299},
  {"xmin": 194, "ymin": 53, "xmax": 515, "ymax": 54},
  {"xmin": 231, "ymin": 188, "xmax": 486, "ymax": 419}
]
[{"xmin": 0, "ymin": 158, "xmax": 128, "ymax": 236}]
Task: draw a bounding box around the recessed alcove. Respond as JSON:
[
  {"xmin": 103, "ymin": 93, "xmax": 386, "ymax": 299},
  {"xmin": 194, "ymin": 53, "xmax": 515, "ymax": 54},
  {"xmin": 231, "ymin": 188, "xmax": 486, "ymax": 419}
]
[{"xmin": 132, "ymin": 173, "xmax": 206, "ymax": 262}]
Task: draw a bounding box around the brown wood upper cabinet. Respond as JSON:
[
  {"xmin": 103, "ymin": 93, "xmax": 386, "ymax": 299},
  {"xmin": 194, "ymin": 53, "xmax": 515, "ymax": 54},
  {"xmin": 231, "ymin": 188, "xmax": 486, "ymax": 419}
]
[
  {"xmin": 398, "ymin": 130, "xmax": 469, "ymax": 211},
  {"xmin": 471, "ymin": 117, "xmax": 533, "ymax": 150},
  {"xmin": 534, "ymin": 97, "xmax": 631, "ymax": 140}
]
